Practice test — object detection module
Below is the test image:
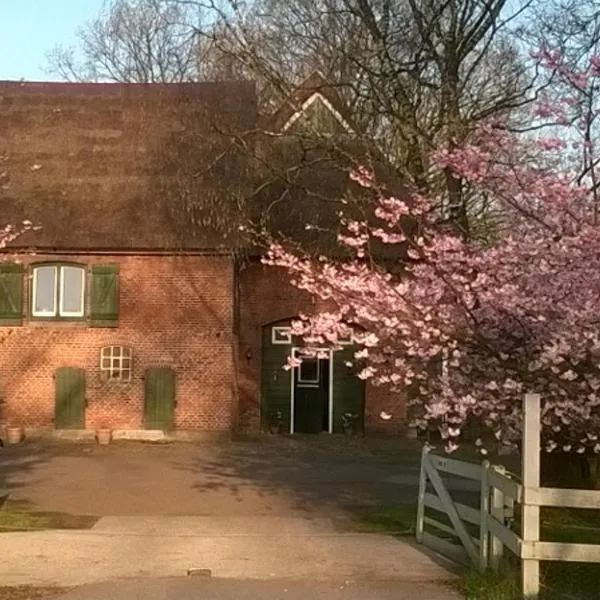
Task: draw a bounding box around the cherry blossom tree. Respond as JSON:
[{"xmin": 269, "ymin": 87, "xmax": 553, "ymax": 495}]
[
  {"xmin": 0, "ymin": 153, "xmax": 38, "ymax": 249},
  {"xmin": 263, "ymin": 56, "xmax": 600, "ymax": 473}
]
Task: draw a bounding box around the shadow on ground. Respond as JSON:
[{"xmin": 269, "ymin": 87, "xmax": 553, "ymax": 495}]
[
  {"xmin": 0, "ymin": 440, "xmax": 54, "ymax": 500},
  {"xmin": 0, "ymin": 435, "xmax": 480, "ymax": 523},
  {"xmin": 172, "ymin": 435, "xmax": 440, "ymax": 518}
]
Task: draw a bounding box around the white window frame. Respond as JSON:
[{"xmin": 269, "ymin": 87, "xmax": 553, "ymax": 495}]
[
  {"xmin": 289, "ymin": 347, "xmax": 334, "ymax": 434},
  {"xmin": 100, "ymin": 345, "xmax": 133, "ymax": 382},
  {"xmin": 32, "ymin": 264, "xmax": 85, "ymax": 318},
  {"xmin": 272, "ymin": 326, "xmax": 292, "ymax": 345},
  {"xmin": 338, "ymin": 327, "xmax": 354, "ymax": 345},
  {"xmin": 293, "ymin": 348, "xmax": 320, "ymax": 385},
  {"xmin": 31, "ymin": 266, "xmax": 58, "ymax": 317},
  {"xmin": 59, "ymin": 266, "xmax": 85, "ymax": 318}
]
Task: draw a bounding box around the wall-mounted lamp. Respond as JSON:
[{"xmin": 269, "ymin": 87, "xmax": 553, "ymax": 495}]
[{"xmin": 245, "ymin": 348, "xmax": 253, "ymax": 363}]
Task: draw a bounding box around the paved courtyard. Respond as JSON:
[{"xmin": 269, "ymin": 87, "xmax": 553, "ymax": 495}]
[
  {"xmin": 0, "ymin": 436, "xmax": 426, "ymax": 517},
  {"xmin": 0, "ymin": 436, "xmax": 464, "ymax": 597}
]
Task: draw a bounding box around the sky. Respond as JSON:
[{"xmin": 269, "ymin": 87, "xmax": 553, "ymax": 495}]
[{"xmin": 0, "ymin": 0, "xmax": 104, "ymax": 81}]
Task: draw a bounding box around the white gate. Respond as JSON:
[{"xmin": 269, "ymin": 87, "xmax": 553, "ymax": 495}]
[
  {"xmin": 416, "ymin": 448, "xmax": 483, "ymax": 566},
  {"xmin": 416, "ymin": 446, "xmax": 520, "ymax": 571},
  {"xmin": 416, "ymin": 394, "xmax": 600, "ymax": 599}
]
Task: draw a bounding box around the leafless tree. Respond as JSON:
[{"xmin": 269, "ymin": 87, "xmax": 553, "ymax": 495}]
[
  {"xmin": 522, "ymin": 0, "xmax": 600, "ymax": 220},
  {"xmin": 186, "ymin": 0, "xmax": 537, "ymax": 238},
  {"xmin": 45, "ymin": 0, "xmax": 207, "ymax": 82},
  {"xmin": 47, "ymin": 0, "xmax": 540, "ymax": 238}
]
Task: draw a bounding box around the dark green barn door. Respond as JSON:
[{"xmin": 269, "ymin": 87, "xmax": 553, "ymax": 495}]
[
  {"xmin": 332, "ymin": 347, "xmax": 365, "ymax": 434},
  {"xmin": 293, "ymin": 354, "xmax": 330, "ymax": 434},
  {"xmin": 144, "ymin": 367, "xmax": 176, "ymax": 430},
  {"xmin": 261, "ymin": 325, "xmax": 292, "ymax": 432},
  {"xmin": 55, "ymin": 367, "xmax": 86, "ymax": 429}
]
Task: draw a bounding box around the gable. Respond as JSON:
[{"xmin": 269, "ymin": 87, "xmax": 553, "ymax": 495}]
[
  {"xmin": 282, "ymin": 92, "xmax": 353, "ymax": 135},
  {"xmin": 265, "ymin": 72, "xmax": 359, "ymax": 135}
]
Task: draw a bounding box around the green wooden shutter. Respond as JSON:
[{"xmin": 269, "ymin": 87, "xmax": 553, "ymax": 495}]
[
  {"xmin": 55, "ymin": 367, "xmax": 86, "ymax": 429},
  {"xmin": 144, "ymin": 367, "xmax": 176, "ymax": 430},
  {"xmin": 90, "ymin": 264, "xmax": 119, "ymax": 327},
  {"xmin": 0, "ymin": 263, "xmax": 23, "ymax": 326}
]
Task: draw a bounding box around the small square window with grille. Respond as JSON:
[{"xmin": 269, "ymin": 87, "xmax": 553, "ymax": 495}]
[{"xmin": 100, "ymin": 346, "xmax": 132, "ymax": 381}]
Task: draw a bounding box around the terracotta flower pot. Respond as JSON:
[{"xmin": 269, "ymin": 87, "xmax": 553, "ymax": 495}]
[
  {"xmin": 96, "ymin": 428, "xmax": 112, "ymax": 445},
  {"xmin": 405, "ymin": 427, "xmax": 418, "ymax": 440},
  {"xmin": 6, "ymin": 426, "xmax": 22, "ymax": 445}
]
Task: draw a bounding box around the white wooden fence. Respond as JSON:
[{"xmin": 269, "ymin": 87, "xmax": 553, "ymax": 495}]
[
  {"xmin": 416, "ymin": 444, "xmax": 520, "ymax": 570},
  {"xmin": 416, "ymin": 393, "xmax": 600, "ymax": 599}
]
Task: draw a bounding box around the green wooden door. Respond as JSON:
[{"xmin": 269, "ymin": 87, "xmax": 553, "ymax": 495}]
[
  {"xmin": 293, "ymin": 355, "xmax": 330, "ymax": 433},
  {"xmin": 332, "ymin": 347, "xmax": 365, "ymax": 433},
  {"xmin": 144, "ymin": 367, "xmax": 176, "ymax": 430},
  {"xmin": 261, "ymin": 325, "xmax": 292, "ymax": 432},
  {"xmin": 55, "ymin": 367, "xmax": 86, "ymax": 429}
]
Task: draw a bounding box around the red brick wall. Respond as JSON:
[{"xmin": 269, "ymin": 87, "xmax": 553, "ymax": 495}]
[
  {"xmin": 237, "ymin": 261, "xmax": 407, "ymax": 434},
  {"xmin": 364, "ymin": 384, "xmax": 407, "ymax": 436},
  {"xmin": 237, "ymin": 262, "xmax": 310, "ymax": 431},
  {"xmin": 0, "ymin": 253, "xmax": 234, "ymax": 431}
]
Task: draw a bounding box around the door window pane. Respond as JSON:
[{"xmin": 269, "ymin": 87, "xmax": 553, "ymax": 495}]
[
  {"xmin": 33, "ymin": 266, "xmax": 57, "ymax": 316},
  {"xmin": 298, "ymin": 357, "xmax": 319, "ymax": 383},
  {"xmin": 60, "ymin": 266, "xmax": 84, "ymax": 316}
]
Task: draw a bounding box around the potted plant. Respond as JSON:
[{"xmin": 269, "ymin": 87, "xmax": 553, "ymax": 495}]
[
  {"xmin": 5, "ymin": 425, "xmax": 23, "ymax": 445},
  {"xmin": 341, "ymin": 413, "xmax": 359, "ymax": 437},
  {"xmin": 95, "ymin": 422, "xmax": 113, "ymax": 445},
  {"xmin": 268, "ymin": 410, "xmax": 284, "ymax": 434}
]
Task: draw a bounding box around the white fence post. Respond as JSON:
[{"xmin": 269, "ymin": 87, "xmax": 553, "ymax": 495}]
[
  {"xmin": 490, "ymin": 465, "xmax": 506, "ymax": 571},
  {"xmin": 522, "ymin": 393, "xmax": 541, "ymax": 599},
  {"xmin": 416, "ymin": 444, "xmax": 429, "ymax": 544},
  {"xmin": 479, "ymin": 460, "xmax": 491, "ymax": 571}
]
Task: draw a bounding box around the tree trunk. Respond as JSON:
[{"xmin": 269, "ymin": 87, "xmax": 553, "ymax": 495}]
[
  {"xmin": 541, "ymin": 452, "xmax": 600, "ymax": 489},
  {"xmin": 441, "ymin": 50, "xmax": 469, "ymax": 239},
  {"xmin": 582, "ymin": 455, "xmax": 600, "ymax": 490}
]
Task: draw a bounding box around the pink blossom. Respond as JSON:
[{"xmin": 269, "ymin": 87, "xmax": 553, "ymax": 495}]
[{"xmin": 263, "ymin": 56, "xmax": 600, "ymax": 452}]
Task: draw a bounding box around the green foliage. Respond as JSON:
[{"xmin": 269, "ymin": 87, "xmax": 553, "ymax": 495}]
[
  {"xmin": 541, "ymin": 562, "xmax": 600, "ymax": 600},
  {"xmin": 460, "ymin": 569, "xmax": 521, "ymax": 600},
  {"xmin": 353, "ymin": 503, "xmax": 417, "ymax": 534},
  {"xmin": 0, "ymin": 507, "xmax": 97, "ymax": 532},
  {"xmin": 0, "ymin": 586, "xmax": 69, "ymax": 600}
]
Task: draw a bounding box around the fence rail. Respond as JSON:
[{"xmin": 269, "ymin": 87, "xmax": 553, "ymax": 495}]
[
  {"xmin": 525, "ymin": 486, "xmax": 600, "ymax": 509},
  {"xmin": 416, "ymin": 393, "xmax": 600, "ymax": 599}
]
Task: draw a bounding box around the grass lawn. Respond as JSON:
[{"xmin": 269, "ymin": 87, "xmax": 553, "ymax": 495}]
[
  {"xmin": 351, "ymin": 503, "xmax": 418, "ymax": 534},
  {"xmin": 538, "ymin": 509, "xmax": 600, "ymax": 600},
  {"xmin": 0, "ymin": 587, "xmax": 70, "ymax": 600},
  {"xmin": 0, "ymin": 501, "xmax": 97, "ymax": 532},
  {"xmin": 356, "ymin": 502, "xmax": 600, "ymax": 599}
]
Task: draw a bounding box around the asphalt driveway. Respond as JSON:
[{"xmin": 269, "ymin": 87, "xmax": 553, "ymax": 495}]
[
  {"xmin": 55, "ymin": 577, "xmax": 461, "ymax": 600},
  {"xmin": 0, "ymin": 436, "xmax": 427, "ymax": 517},
  {"xmin": 0, "ymin": 436, "xmax": 468, "ymax": 595}
]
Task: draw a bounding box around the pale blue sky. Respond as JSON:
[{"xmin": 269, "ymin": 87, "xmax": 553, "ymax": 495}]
[{"xmin": 0, "ymin": 1, "xmax": 104, "ymax": 81}]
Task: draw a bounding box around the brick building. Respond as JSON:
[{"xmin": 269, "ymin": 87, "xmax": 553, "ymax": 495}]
[{"xmin": 0, "ymin": 75, "xmax": 405, "ymax": 438}]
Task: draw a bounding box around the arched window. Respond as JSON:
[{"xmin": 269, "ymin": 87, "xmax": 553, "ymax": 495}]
[{"xmin": 32, "ymin": 264, "xmax": 85, "ymax": 319}]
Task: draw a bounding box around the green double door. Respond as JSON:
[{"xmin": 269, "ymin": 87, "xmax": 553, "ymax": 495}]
[
  {"xmin": 144, "ymin": 367, "xmax": 176, "ymax": 430},
  {"xmin": 261, "ymin": 322, "xmax": 366, "ymax": 434},
  {"xmin": 55, "ymin": 367, "xmax": 86, "ymax": 429},
  {"xmin": 293, "ymin": 355, "xmax": 330, "ymax": 433}
]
